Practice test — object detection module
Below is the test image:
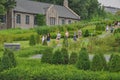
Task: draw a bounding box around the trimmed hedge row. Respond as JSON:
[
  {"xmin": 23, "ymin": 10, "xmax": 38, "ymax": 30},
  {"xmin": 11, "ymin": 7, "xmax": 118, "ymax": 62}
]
[{"xmin": 0, "ymin": 65, "xmax": 120, "ymax": 80}]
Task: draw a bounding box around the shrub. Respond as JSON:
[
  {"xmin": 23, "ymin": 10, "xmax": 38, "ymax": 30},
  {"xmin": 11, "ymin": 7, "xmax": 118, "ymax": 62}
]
[
  {"xmin": 1, "ymin": 49, "xmax": 16, "ymax": 70},
  {"xmin": 62, "ymin": 37, "xmax": 68, "ymax": 48},
  {"xmin": 91, "ymin": 53, "xmax": 107, "ymax": 71},
  {"xmin": 36, "ymin": 14, "xmax": 46, "ymax": 26},
  {"xmin": 61, "ymin": 48, "xmax": 69, "ymax": 64},
  {"xmin": 76, "ymin": 48, "xmax": 90, "ymax": 70},
  {"xmin": 52, "ymin": 49, "xmax": 63, "ymax": 64},
  {"xmin": 29, "ymin": 35, "xmax": 36, "ymax": 46},
  {"xmin": 84, "ymin": 30, "xmax": 90, "ymax": 37},
  {"xmin": 69, "ymin": 52, "xmax": 78, "ymax": 64},
  {"xmin": 36, "ymin": 34, "xmax": 41, "ymax": 44},
  {"xmin": 41, "ymin": 48, "xmax": 53, "ymax": 64},
  {"xmin": 108, "ymin": 54, "xmax": 120, "ymax": 72}
]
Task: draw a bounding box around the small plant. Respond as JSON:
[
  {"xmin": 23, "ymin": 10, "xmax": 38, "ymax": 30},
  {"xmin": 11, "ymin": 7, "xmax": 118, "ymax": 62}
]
[
  {"xmin": 29, "ymin": 35, "xmax": 36, "ymax": 46},
  {"xmin": 52, "ymin": 49, "xmax": 63, "ymax": 64},
  {"xmin": 76, "ymin": 48, "xmax": 90, "ymax": 70},
  {"xmin": 84, "ymin": 30, "xmax": 89, "ymax": 37},
  {"xmin": 36, "ymin": 34, "xmax": 40, "ymax": 44},
  {"xmin": 61, "ymin": 48, "xmax": 69, "ymax": 64},
  {"xmin": 69, "ymin": 52, "xmax": 78, "ymax": 64},
  {"xmin": 1, "ymin": 49, "xmax": 16, "ymax": 70},
  {"xmin": 108, "ymin": 54, "xmax": 120, "ymax": 72},
  {"xmin": 91, "ymin": 53, "xmax": 107, "ymax": 71},
  {"xmin": 41, "ymin": 48, "xmax": 53, "ymax": 64},
  {"xmin": 62, "ymin": 37, "xmax": 68, "ymax": 48}
]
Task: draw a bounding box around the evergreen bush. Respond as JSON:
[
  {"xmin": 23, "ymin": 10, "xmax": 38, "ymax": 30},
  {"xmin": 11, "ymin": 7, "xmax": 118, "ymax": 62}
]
[
  {"xmin": 69, "ymin": 52, "xmax": 78, "ymax": 64},
  {"xmin": 91, "ymin": 53, "xmax": 107, "ymax": 71},
  {"xmin": 29, "ymin": 35, "xmax": 36, "ymax": 46},
  {"xmin": 108, "ymin": 54, "xmax": 120, "ymax": 72},
  {"xmin": 36, "ymin": 34, "xmax": 40, "ymax": 44},
  {"xmin": 1, "ymin": 49, "xmax": 16, "ymax": 70},
  {"xmin": 41, "ymin": 48, "xmax": 53, "ymax": 64},
  {"xmin": 61, "ymin": 48, "xmax": 69, "ymax": 64},
  {"xmin": 52, "ymin": 49, "xmax": 63, "ymax": 64},
  {"xmin": 84, "ymin": 30, "xmax": 90, "ymax": 37},
  {"xmin": 62, "ymin": 37, "xmax": 68, "ymax": 48},
  {"xmin": 76, "ymin": 48, "xmax": 90, "ymax": 70}
]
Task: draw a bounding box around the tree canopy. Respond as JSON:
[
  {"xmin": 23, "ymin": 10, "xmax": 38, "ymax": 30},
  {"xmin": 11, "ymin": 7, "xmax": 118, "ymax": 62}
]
[
  {"xmin": 0, "ymin": 0, "xmax": 16, "ymax": 15},
  {"xmin": 33, "ymin": 0, "xmax": 105, "ymax": 19}
]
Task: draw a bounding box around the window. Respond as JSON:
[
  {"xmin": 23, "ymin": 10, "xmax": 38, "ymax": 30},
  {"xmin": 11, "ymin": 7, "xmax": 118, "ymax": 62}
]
[
  {"xmin": 34, "ymin": 16, "xmax": 37, "ymax": 25},
  {"xmin": 68, "ymin": 20, "xmax": 71, "ymax": 24},
  {"xmin": 50, "ymin": 17, "xmax": 55, "ymax": 25},
  {"xmin": 26, "ymin": 15, "xmax": 30, "ymax": 24},
  {"xmin": 62, "ymin": 19, "xmax": 65, "ymax": 24},
  {"xmin": 0, "ymin": 15, "xmax": 6, "ymax": 23},
  {"xmin": 16, "ymin": 14, "xmax": 21, "ymax": 24}
]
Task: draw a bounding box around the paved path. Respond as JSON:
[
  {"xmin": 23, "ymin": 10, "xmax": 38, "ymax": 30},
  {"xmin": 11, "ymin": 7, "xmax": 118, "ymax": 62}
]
[
  {"xmin": 98, "ymin": 31, "xmax": 112, "ymax": 38},
  {"xmin": 89, "ymin": 54, "xmax": 111, "ymax": 62},
  {"xmin": 30, "ymin": 54, "xmax": 111, "ymax": 62},
  {"xmin": 29, "ymin": 54, "xmax": 42, "ymax": 59}
]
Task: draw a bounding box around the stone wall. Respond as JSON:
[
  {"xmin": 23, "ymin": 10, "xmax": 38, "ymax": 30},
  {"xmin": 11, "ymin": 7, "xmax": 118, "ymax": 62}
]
[
  {"xmin": 14, "ymin": 12, "xmax": 35, "ymax": 29},
  {"xmin": 46, "ymin": 5, "xmax": 58, "ymax": 25}
]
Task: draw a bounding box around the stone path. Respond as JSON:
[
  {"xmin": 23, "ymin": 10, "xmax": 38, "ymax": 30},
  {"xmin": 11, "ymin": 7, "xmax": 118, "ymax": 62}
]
[
  {"xmin": 89, "ymin": 54, "xmax": 111, "ymax": 62},
  {"xmin": 29, "ymin": 54, "xmax": 42, "ymax": 59},
  {"xmin": 98, "ymin": 32, "xmax": 112, "ymax": 38},
  {"xmin": 30, "ymin": 54, "xmax": 111, "ymax": 62}
]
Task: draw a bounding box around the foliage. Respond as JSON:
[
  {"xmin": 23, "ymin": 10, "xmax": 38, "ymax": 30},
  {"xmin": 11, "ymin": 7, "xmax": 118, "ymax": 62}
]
[
  {"xmin": 16, "ymin": 46, "xmax": 46, "ymax": 57},
  {"xmin": 29, "ymin": 35, "xmax": 36, "ymax": 46},
  {"xmin": 1, "ymin": 49, "xmax": 16, "ymax": 71},
  {"xmin": 83, "ymin": 29, "xmax": 90, "ymax": 37},
  {"xmin": 52, "ymin": 49, "xmax": 63, "ymax": 64},
  {"xmin": 69, "ymin": 52, "xmax": 78, "ymax": 64},
  {"xmin": 91, "ymin": 53, "xmax": 107, "ymax": 71},
  {"xmin": 41, "ymin": 48, "xmax": 53, "ymax": 64},
  {"xmin": 62, "ymin": 37, "xmax": 68, "ymax": 48},
  {"xmin": 76, "ymin": 48, "xmax": 90, "ymax": 70},
  {"xmin": 34, "ymin": 0, "xmax": 105, "ymax": 20},
  {"xmin": 108, "ymin": 54, "xmax": 120, "ymax": 72},
  {"xmin": 36, "ymin": 34, "xmax": 41, "ymax": 44},
  {"xmin": 36, "ymin": 14, "xmax": 46, "ymax": 26},
  {"xmin": 61, "ymin": 48, "xmax": 69, "ymax": 64}
]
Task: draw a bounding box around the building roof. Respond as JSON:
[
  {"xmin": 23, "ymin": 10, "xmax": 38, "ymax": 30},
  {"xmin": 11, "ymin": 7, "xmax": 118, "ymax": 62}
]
[
  {"xmin": 98, "ymin": 0, "xmax": 120, "ymax": 9},
  {"xmin": 14, "ymin": 0, "xmax": 80, "ymax": 20}
]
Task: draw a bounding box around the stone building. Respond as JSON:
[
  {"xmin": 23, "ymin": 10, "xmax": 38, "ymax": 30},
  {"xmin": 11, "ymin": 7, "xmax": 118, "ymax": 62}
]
[
  {"xmin": 98, "ymin": 0, "xmax": 120, "ymax": 14},
  {"xmin": 0, "ymin": 0, "xmax": 80, "ymax": 29}
]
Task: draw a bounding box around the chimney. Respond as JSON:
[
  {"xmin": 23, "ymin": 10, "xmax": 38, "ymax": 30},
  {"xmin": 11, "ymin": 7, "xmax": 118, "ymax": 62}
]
[{"xmin": 63, "ymin": 0, "xmax": 68, "ymax": 7}]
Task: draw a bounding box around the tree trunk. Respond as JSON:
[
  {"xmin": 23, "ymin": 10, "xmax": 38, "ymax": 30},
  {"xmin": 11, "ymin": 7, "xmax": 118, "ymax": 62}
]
[{"xmin": 6, "ymin": 9, "xmax": 12, "ymax": 29}]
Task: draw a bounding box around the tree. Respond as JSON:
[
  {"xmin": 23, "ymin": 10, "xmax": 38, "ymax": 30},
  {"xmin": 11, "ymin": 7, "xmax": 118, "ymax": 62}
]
[
  {"xmin": 4, "ymin": 0, "xmax": 16, "ymax": 28},
  {"xmin": 33, "ymin": 0, "xmax": 105, "ymax": 20},
  {"xmin": 91, "ymin": 53, "xmax": 107, "ymax": 71},
  {"xmin": 76, "ymin": 48, "xmax": 90, "ymax": 70},
  {"xmin": 69, "ymin": 52, "xmax": 78, "ymax": 64},
  {"xmin": 36, "ymin": 14, "xmax": 46, "ymax": 26},
  {"xmin": 29, "ymin": 35, "xmax": 36, "ymax": 46},
  {"xmin": 0, "ymin": 0, "xmax": 6, "ymax": 15}
]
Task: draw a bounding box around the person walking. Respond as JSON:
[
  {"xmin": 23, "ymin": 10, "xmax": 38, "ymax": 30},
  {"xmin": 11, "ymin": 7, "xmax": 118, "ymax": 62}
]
[
  {"xmin": 47, "ymin": 33, "xmax": 51, "ymax": 45},
  {"xmin": 56, "ymin": 31, "xmax": 61, "ymax": 45},
  {"xmin": 73, "ymin": 31, "xmax": 77, "ymax": 41}
]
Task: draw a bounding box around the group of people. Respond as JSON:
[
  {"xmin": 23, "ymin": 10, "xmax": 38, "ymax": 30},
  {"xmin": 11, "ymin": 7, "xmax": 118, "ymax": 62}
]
[
  {"xmin": 106, "ymin": 25, "xmax": 114, "ymax": 33},
  {"xmin": 42, "ymin": 30, "xmax": 82, "ymax": 45},
  {"xmin": 106, "ymin": 21, "xmax": 120, "ymax": 33}
]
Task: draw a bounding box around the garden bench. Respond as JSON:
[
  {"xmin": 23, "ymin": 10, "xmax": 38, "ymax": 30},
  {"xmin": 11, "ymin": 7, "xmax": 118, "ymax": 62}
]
[{"xmin": 4, "ymin": 43, "xmax": 20, "ymax": 50}]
